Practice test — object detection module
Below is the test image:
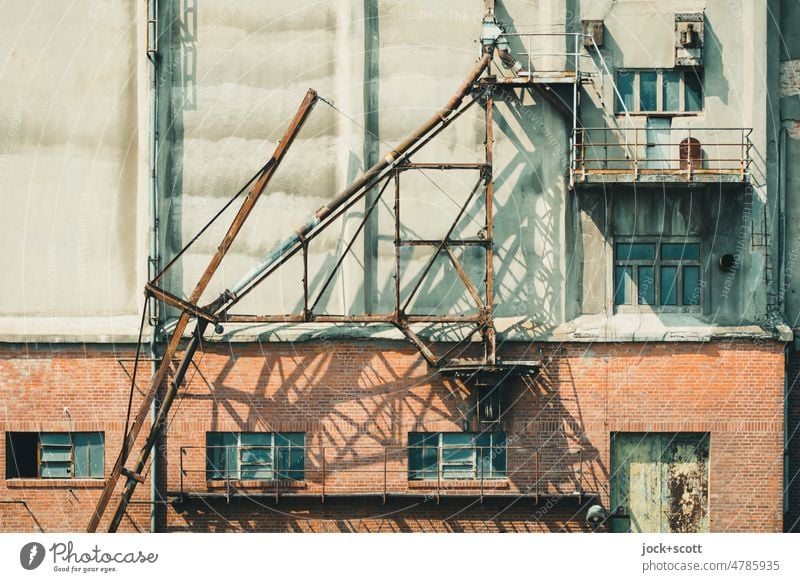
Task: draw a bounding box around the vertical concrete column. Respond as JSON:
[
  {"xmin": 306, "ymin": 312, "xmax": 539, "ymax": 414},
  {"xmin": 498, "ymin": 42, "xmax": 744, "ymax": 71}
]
[{"xmin": 363, "ymin": 0, "xmax": 380, "ymax": 313}]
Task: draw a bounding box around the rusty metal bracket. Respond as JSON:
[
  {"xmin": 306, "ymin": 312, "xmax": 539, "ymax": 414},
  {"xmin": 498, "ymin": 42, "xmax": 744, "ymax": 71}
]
[{"xmin": 145, "ymin": 283, "xmax": 219, "ymax": 325}]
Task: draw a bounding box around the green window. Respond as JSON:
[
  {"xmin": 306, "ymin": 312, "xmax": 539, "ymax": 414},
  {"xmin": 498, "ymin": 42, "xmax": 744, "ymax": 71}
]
[
  {"xmin": 616, "ymin": 71, "xmax": 635, "ymax": 113},
  {"xmin": 408, "ymin": 432, "xmax": 506, "ymax": 481},
  {"xmin": 5, "ymin": 432, "xmax": 104, "ymax": 479},
  {"xmin": 685, "ymin": 71, "xmax": 703, "ymax": 112},
  {"xmin": 639, "ymin": 71, "xmax": 658, "ymax": 112},
  {"xmin": 614, "ymin": 240, "xmax": 702, "ymax": 309},
  {"xmin": 663, "ymin": 70, "xmax": 681, "ymax": 112},
  {"xmin": 206, "ymin": 432, "xmax": 305, "ymax": 481},
  {"xmin": 616, "ymin": 70, "xmax": 703, "ymax": 113}
]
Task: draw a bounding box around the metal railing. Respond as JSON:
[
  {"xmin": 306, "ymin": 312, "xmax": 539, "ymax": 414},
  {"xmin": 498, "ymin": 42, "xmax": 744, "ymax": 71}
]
[
  {"xmin": 177, "ymin": 445, "xmax": 599, "ymax": 502},
  {"xmin": 572, "ymin": 126, "xmax": 753, "ymax": 182},
  {"xmin": 498, "ymin": 32, "xmax": 592, "ymax": 78}
]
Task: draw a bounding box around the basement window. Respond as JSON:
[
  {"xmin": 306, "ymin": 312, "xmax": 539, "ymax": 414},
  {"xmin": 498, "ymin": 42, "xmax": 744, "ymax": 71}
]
[
  {"xmin": 616, "ymin": 69, "xmax": 703, "ymax": 114},
  {"xmin": 408, "ymin": 432, "xmax": 506, "ymax": 481},
  {"xmin": 614, "ymin": 239, "xmax": 702, "ymax": 310},
  {"xmin": 5, "ymin": 432, "xmax": 105, "ymax": 479},
  {"xmin": 206, "ymin": 432, "xmax": 305, "ymax": 481}
]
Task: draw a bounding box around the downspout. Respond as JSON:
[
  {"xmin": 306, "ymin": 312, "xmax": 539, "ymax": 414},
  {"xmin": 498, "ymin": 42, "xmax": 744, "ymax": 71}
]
[
  {"xmin": 780, "ymin": 125, "xmax": 789, "ymax": 518},
  {"xmin": 146, "ymin": 0, "xmax": 161, "ymax": 534},
  {"xmin": 779, "ymin": 127, "xmax": 787, "ymax": 314}
]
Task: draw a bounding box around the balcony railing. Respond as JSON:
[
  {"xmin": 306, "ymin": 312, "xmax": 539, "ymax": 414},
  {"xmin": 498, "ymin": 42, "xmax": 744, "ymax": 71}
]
[
  {"xmin": 572, "ymin": 127, "xmax": 753, "ymax": 184},
  {"xmin": 495, "ymin": 32, "xmax": 593, "ymax": 82},
  {"xmin": 176, "ymin": 445, "xmax": 600, "ymax": 502}
]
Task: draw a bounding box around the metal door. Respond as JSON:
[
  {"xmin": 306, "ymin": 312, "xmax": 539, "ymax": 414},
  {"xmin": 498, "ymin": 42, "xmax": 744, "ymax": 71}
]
[
  {"xmin": 646, "ymin": 118, "xmax": 671, "ymax": 170},
  {"xmin": 610, "ymin": 433, "xmax": 710, "ymax": 532}
]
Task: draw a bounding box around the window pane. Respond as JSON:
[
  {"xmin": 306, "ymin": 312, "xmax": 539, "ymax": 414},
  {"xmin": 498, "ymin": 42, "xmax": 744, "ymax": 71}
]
[
  {"xmin": 276, "ymin": 433, "xmax": 305, "ymax": 480},
  {"xmin": 616, "ymin": 71, "xmax": 635, "ymax": 112},
  {"xmin": 409, "ymin": 432, "xmax": 437, "ymax": 480},
  {"xmin": 240, "ymin": 433, "xmax": 271, "ymax": 463},
  {"xmin": 240, "ymin": 448, "xmax": 272, "ymax": 464},
  {"xmin": 683, "ymin": 265, "xmax": 701, "ymax": 305},
  {"xmin": 71, "ymin": 433, "xmax": 103, "ymax": 479},
  {"xmin": 40, "ymin": 447, "xmax": 71, "ymax": 463},
  {"xmin": 442, "ymin": 446, "xmax": 473, "ymax": 464},
  {"xmin": 616, "ymin": 243, "xmax": 655, "ymax": 260},
  {"xmin": 441, "ymin": 433, "xmax": 474, "ymax": 446},
  {"xmin": 283, "ymin": 448, "xmax": 305, "ymax": 480},
  {"xmin": 685, "ymin": 71, "xmax": 703, "ymax": 111},
  {"xmin": 73, "ymin": 433, "xmax": 90, "ymax": 478},
  {"xmin": 614, "ymin": 266, "xmax": 633, "ymax": 305},
  {"xmin": 420, "ymin": 445, "xmax": 438, "ymax": 480},
  {"xmin": 638, "ymin": 266, "xmax": 656, "ymax": 305},
  {"xmin": 40, "ymin": 431, "xmax": 72, "ymax": 479},
  {"xmin": 41, "ymin": 462, "xmax": 71, "ymax": 478},
  {"xmin": 660, "ymin": 266, "xmax": 678, "ymax": 305},
  {"xmin": 240, "ymin": 433, "xmax": 272, "ymax": 480},
  {"xmin": 41, "ymin": 433, "xmax": 70, "ymax": 446},
  {"xmin": 478, "ymin": 432, "xmax": 507, "ymax": 479},
  {"xmin": 275, "ymin": 432, "xmax": 305, "ymax": 447},
  {"xmin": 88, "ymin": 433, "xmax": 104, "ymax": 478},
  {"xmin": 662, "ymin": 242, "xmax": 700, "ymax": 260},
  {"xmin": 206, "ymin": 432, "xmax": 237, "ymax": 480},
  {"xmin": 663, "ymin": 70, "xmax": 680, "ymax": 111},
  {"xmin": 639, "ymin": 71, "xmax": 658, "ymax": 111},
  {"xmin": 441, "ymin": 433, "xmax": 475, "ymax": 479},
  {"xmin": 241, "ymin": 465, "xmax": 273, "ymax": 480},
  {"xmin": 6, "ymin": 433, "xmax": 38, "ymax": 479}
]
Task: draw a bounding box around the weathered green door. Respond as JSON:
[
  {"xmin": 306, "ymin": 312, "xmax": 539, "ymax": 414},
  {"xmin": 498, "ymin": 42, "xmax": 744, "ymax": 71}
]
[{"xmin": 610, "ymin": 433, "xmax": 709, "ymax": 533}]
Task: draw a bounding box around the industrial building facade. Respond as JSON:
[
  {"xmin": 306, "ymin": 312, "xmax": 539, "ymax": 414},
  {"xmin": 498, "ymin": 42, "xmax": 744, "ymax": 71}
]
[{"xmin": 1, "ymin": 0, "xmax": 799, "ymax": 533}]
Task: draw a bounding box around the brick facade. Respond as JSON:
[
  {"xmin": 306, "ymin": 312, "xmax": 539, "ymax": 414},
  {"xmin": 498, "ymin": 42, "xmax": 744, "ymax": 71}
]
[
  {"xmin": 785, "ymin": 349, "xmax": 800, "ymax": 532},
  {"xmin": 0, "ymin": 339, "xmax": 787, "ymax": 532}
]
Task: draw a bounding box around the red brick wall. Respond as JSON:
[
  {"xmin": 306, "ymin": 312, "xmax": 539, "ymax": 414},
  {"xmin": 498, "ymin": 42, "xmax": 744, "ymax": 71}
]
[
  {"xmin": 0, "ymin": 339, "xmax": 786, "ymax": 533},
  {"xmin": 0, "ymin": 344, "xmax": 153, "ymax": 532}
]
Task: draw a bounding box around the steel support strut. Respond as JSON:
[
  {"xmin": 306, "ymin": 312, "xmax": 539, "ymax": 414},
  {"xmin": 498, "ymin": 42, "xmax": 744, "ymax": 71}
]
[
  {"xmin": 484, "ymin": 93, "xmax": 496, "ymax": 365},
  {"xmin": 90, "ymin": 53, "xmax": 493, "ymax": 532},
  {"xmin": 87, "ymin": 89, "xmax": 319, "ymax": 532}
]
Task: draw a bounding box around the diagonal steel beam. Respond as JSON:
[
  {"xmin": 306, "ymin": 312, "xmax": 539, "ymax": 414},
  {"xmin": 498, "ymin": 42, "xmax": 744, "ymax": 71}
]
[
  {"xmin": 87, "ymin": 89, "xmax": 319, "ymax": 532},
  {"xmin": 445, "ymin": 247, "xmax": 484, "ymax": 309}
]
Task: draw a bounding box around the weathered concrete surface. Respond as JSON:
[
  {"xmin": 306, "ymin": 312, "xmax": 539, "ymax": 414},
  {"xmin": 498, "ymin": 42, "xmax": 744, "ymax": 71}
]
[
  {"xmin": 158, "ymin": 0, "xmax": 572, "ymax": 334},
  {"xmin": 0, "ymin": 0, "xmax": 782, "ymax": 343},
  {"xmin": 0, "ymin": 1, "xmax": 146, "ymax": 336},
  {"xmin": 576, "ymin": 0, "xmax": 773, "ymax": 327}
]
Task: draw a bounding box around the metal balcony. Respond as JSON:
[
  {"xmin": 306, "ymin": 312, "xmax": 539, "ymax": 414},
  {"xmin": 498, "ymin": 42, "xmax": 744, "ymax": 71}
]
[
  {"xmin": 572, "ymin": 127, "xmax": 753, "ymax": 186},
  {"xmin": 173, "ymin": 444, "xmax": 600, "ymax": 504}
]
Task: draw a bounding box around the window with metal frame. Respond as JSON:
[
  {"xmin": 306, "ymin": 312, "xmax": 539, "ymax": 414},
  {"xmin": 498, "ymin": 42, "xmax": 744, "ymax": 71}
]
[
  {"xmin": 5, "ymin": 432, "xmax": 104, "ymax": 479},
  {"xmin": 616, "ymin": 69, "xmax": 703, "ymax": 114},
  {"xmin": 205, "ymin": 432, "xmax": 305, "ymax": 481},
  {"xmin": 614, "ymin": 239, "xmax": 702, "ymax": 310},
  {"xmin": 407, "ymin": 432, "xmax": 507, "ymax": 481}
]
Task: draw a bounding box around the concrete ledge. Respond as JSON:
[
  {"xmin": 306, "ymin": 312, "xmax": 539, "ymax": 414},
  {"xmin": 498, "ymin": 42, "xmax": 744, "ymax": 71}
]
[
  {"xmin": 0, "ymin": 316, "xmax": 148, "ymax": 344},
  {"xmin": 0, "ymin": 314, "xmax": 789, "ymax": 345},
  {"xmin": 5, "ymin": 479, "xmax": 106, "ymax": 489}
]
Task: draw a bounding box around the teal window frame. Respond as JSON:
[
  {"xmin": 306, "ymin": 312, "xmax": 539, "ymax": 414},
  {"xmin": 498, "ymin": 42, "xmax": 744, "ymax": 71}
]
[
  {"xmin": 5, "ymin": 432, "xmax": 104, "ymax": 479},
  {"xmin": 616, "ymin": 69, "xmax": 703, "ymax": 114},
  {"xmin": 408, "ymin": 432, "xmax": 507, "ymax": 481},
  {"xmin": 206, "ymin": 432, "xmax": 305, "ymax": 481},
  {"xmin": 614, "ymin": 238, "xmax": 703, "ymax": 311}
]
